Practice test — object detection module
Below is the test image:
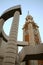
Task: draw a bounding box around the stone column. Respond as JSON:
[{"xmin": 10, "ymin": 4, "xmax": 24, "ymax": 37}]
[{"xmin": 3, "ymin": 11, "xmax": 20, "ymax": 65}]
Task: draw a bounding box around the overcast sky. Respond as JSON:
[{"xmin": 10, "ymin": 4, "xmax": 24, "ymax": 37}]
[{"xmin": 0, "ymin": 0, "xmax": 43, "ymax": 43}]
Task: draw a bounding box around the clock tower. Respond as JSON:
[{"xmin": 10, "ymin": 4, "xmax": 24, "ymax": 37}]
[{"xmin": 23, "ymin": 14, "xmax": 41, "ymax": 46}]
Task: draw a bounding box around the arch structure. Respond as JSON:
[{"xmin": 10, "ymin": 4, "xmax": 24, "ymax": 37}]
[
  {"xmin": 0, "ymin": 5, "xmax": 22, "ymax": 42},
  {"xmin": 0, "ymin": 5, "xmax": 28, "ymax": 46}
]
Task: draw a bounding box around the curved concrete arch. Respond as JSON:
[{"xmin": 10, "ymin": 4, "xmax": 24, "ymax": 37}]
[
  {"xmin": 1, "ymin": 5, "xmax": 21, "ymax": 21},
  {"xmin": 0, "ymin": 5, "xmax": 22, "ymax": 42}
]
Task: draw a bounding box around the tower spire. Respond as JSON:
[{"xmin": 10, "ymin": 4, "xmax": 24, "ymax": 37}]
[{"xmin": 28, "ymin": 11, "xmax": 29, "ymax": 15}]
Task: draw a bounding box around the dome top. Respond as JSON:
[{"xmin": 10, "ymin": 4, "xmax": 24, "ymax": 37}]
[{"xmin": 26, "ymin": 14, "xmax": 33, "ymax": 21}]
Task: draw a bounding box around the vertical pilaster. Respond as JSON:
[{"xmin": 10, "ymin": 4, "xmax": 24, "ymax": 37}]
[
  {"xmin": 37, "ymin": 28, "xmax": 42, "ymax": 43},
  {"xmin": 28, "ymin": 23, "xmax": 35, "ymax": 46},
  {"xmin": 29, "ymin": 60, "xmax": 38, "ymax": 65},
  {"xmin": 33, "ymin": 60, "xmax": 38, "ymax": 65},
  {"xmin": 21, "ymin": 62, "xmax": 25, "ymax": 65},
  {"xmin": 23, "ymin": 29, "xmax": 25, "ymax": 41},
  {"xmin": 3, "ymin": 11, "xmax": 20, "ymax": 65}
]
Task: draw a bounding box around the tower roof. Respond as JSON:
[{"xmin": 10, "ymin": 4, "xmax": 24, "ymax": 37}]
[
  {"xmin": 23, "ymin": 13, "xmax": 39, "ymax": 29},
  {"xmin": 26, "ymin": 14, "xmax": 33, "ymax": 21}
]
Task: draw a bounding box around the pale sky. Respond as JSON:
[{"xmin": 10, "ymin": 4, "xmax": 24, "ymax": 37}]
[{"xmin": 0, "ymin": 0, "xmax": 43, "ymax": 43}]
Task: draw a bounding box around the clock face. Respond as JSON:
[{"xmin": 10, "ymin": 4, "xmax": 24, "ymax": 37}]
[
  {"xmin": 34, "ymin": 29, "xmax": 38, "ymax": 35},
  {"xmin": 25, "ymin": 30, "xmax": 29, "ymax": 35}
]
